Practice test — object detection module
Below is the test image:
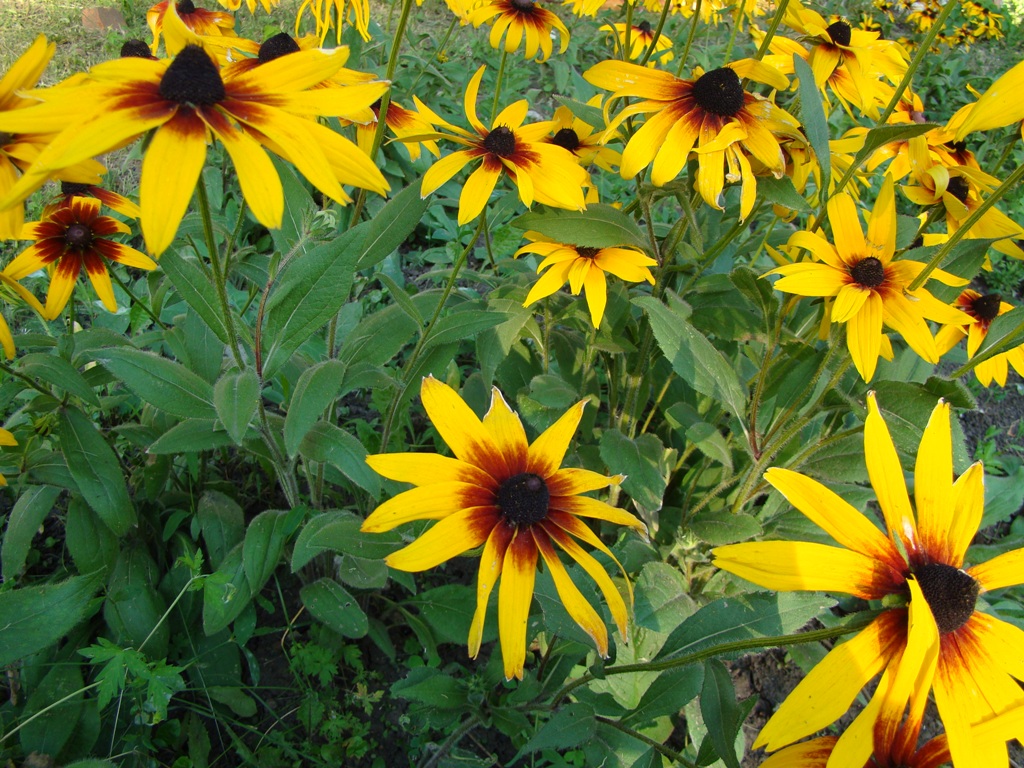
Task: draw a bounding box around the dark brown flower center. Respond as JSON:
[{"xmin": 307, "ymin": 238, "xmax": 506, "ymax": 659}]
[
  {"xmin": 913, "ymin": 564, "xmax": 979, "ymax": 634},
  {"xmin": 692, "ymin": 67, "xmax": 745, "ymax": 117},
  {"xmin": 968, "ymin": 292, "xmax": 1001, "ymax": 323},
  {"xmin": 510, "ymin": 0, "xmax": 535, "ymax": 10},
  {"xmin": 177, "ymin": 0, "xmax": 197, "ymax": 13},
  {"xmin": 258, "ymin": 32, "xmax": 301, "ymax": 63},
  {"xmin": 60, "ymin": 182, "xmax": 91, "ymax": 197},
  {"xmin": 948, "ymin": 140, "xmax": 967, "ymax": 153},
  {"xmin": 64, "ymin": 223, "xmax": 93, "ymax": 250},
  {"xmin": 826, "ymin": 20, "xmax": 852, "ymax": 46},
  {"xmin": 576, "ymin": 246, "xmax": 600, "ymax": 259},
  {"xmin": 637, "ymin": 20, "xmax": 653, "ymax": 34},
  {"xmin": 496, "ymin": 472, "xmax": 550, "ymax": 526},
  {"xmin": 483, "ymin": 125, "xmax": 517, "ymax": 157},
  {"xmin": 120, "ymin": 39, "xmax": 153, "ymax": 59},
  {"xmin": 550, "ymin": 127, "xmax": 580, "ymax": 152},
  {"xmin": 946, "ymin": 176, "xmax": 970, "ymax": 203},
  {"xmin": 851, "ymin": 257, "xmax": 885, "ymax": 288},
  {"xmin": 159, "ymin": 45, "xmax": 225, "ymax": 106}
]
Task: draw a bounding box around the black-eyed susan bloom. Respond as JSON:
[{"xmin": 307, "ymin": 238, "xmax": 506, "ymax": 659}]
[
  {"xmin": 0, "ymin": 43, "xmax": 389, "ymax": 256},
  {"xmin": 147, "ymin": 0, "xmax": 236, "ymax": 53},
  {"xmin": 3, "ymin": 196, "xmax": 156, "ymax": 319},
  {"xmin": 415, "ymin": 66, "xmax": 588, "ymax": 225},
  {"xmin": 714, "ymin": 394, "xmax": 1024, "ymax": 768},
  {"xmin": 545, "ymin": 100, "xmax": 620, "ymax": 173},
  {"xmin": 599, "ymin": 21, "xmax": 674, "ymax": 65},
  {"xmin": 468, "ymin": 0, "xmax": 570, "ymax": 62},
  {"xmin": 361, "ymin": 376, "xmax": 646, "ymax": 680},
  {"xmin": 767, "ymin": 175, "xmax": 970, "ymax": 381},
  {"xmin": 516, "ymin": 233, "xmax": 656, "ymax": 327},
  {"xmin": 0, "ymin": 36, "xmax": 105, "ymax": 240},
  {"xmin": 584, "ymin": 59, "xmax": 797, "ymax": 219},
  {"xmin": 937, "ymin": 290, "xmax": 1024, "ymax": 387}
]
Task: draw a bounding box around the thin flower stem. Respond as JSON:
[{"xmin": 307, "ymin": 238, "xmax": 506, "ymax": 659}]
[
  {"xmin": 109, "ymin": 271, "xmax": 168, "ymax": 330},
  {"xmin": 491, "ymin": 48, "xmax": 509, "ymax": 125},
  {"xmin": 596, "ymin": 717, "xmax": 697, "ymax": 767},
  {"xmin": 378, "ymin": 215, "xmax": 487, "ymax": 451},
  {"xmin": 907, "ymin": 161, "xmax": 1024, "ymax": 291},
  {"xmin": 723, "ymin": 0, "xmax": 745, "ymax": 62},
  {"xmin": 408, "ymin": 17, "xmax": 458, "ymax": 93},
  {"xmin": 418, "ymin": 716, "xmax": 479, "ymax": 768},
  {"xmin": 676, "ymin": 0, "xmax": 703, "ymax": 76},
  {"xmin": 549, "ymin": 612, "xmax": 876, "ymax": 707},
  {"xmin": 0, "ymin": 361, "xmax": 54, "ymax": 398},
  {"xmin": 139, "ymin": 575, "xmax": 202, "ymax": 654},
  {"xmin": 0, "ymin": 681, "xmax": 102, "ymax": 745},
  {"xmin": 752, "ymin": 0, "xmax": 789, "ymax": 62},
  {"xmin": 257, "ymin": 396, "xmax": 300, "ymax": 508},
  {"xmin": 623, "ymin": 0, "xmax": 634, "ymax": 63},
  {"xmin": 196, "ymin": 178, "xmax": 245, "ymax": 371}
]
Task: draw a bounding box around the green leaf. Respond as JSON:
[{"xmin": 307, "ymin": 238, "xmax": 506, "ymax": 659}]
[
  {"xmin": 19, "ymin": 663, "xmax": 85, "ymax": 758},
  {"xmin": 159, "ymin": 248, "xmax": 230, "ymax": 344},
  {"xmin": 730, "ymin": 266, "xmax": 778, "ymax": 327},
  {"xmin": 270, "ymin": 155, "xmax": 317, "ymax": 256},
  {"xmin": 391, "ymin": 667, "xmax": 469, "ymax": 709},
  {"xmin": 214, "ymin": 369, "xmax": 260, "ymax": 445},
  {"xmin": 554, "ymin": 95, "xmax": 604, "ymax": 129},
  {"xmin": 99, "ymin": 347, "xmax": 216, "ymax": 420},
  {"xmin": 599, "ymin": 430, "xmax": 668, "ymax": 513},
  {"xmin": 0, "ymin": 573, "xmax": 103, "ymax": 665},
  {"xmin": 690, "ymin": 507, "xmax": 762, "ymax": 545},
  {"xmin": 635, "ymin": 293, "xmax": 747, "ymax": 421},
  {"xmin": 622, "ymin": 665, "xmax": 704, "ymax": 726},
  {"xmin": 700, "ymin": 659, "xmax": 742, "ymax": 768},
  {"xmin": 2, "ymin": 485, "xmax": 61, "ymax": 581},
  {"xmin": 64, "ymin": 761, "xmax": 118, "ymax": 768},
  {"xmin": 65, "ymin": 498, "xmax": 119, "ymax": 575},
  {"xmin": 207, "ymin": 686, "xmax": 258, "ymax": 718},
  {"xmin": 685, "ymin": 421, "xmax": 734, "ymax": 472},
  {"xmin": 972, "ymin": 305, "xmax": 1024, "ymax": 366},
  {"xmin": 409, "ymin": 584, "xmax": 477, "ymax": 645},
  {"xmin": 147, "ymin": 419, "xmax": 236, "ymax": 454},
  {"xmin": 377, "ymin": 272, "xmax": 424, "ymax": 326},
  {"xmin": 519, "ymin": 703, "xmax": 597, "ymax": 755},
  {"xmin": 424, "ymin": 309, "xmax": 508, "ymax": 349},
  {"xmin": 300, "ymin": 578, "xmax": 368, "ymax": 638},
  {"xmin": 198, "ymin": 490, "xmax": 244, "ymax": 569},
  {"xmin": 851, "ymin": 122, "xmax": 937, "ymax": 172},
  {"xmin": 982, "ymin": 463, "xmax": 1024, "ymax": 528},
  {"xmin": 19, "ymin": 353, "xmax": 98, "ymax": 405},
  {"xmin": 792, "ymin": 55, "xmax": 830, "ymax": 196},
  {"xmin": 243, "ymin": 509, "xmax": 299, "ymax": 592},
  {"xmin": 261, "ymin": 222, "xmax": 367, "ymax": 378},
  {"xmin": 284, "ymin": 359, "xmax": 347, "ymax": 457},
  {"xmin": 756, "ymin": 175, "xmax": 812, "ymax": 213},
  {"xmin": 633, "ymin": 561, "xmax": 697, "ymax": 633},
  {"xmin": 103, "ymin": 546, "xmax": 169, "ymax": 657},
  {"xmin": 655, "ymin": 592, "xmax": 835, "ymax": 662},
  {"xmin": 357, "ymin": 182, "xmax": 431, "ymax": 269},
  {"xmin": 512, "ymin": 204, "xmax": 647, "ymax": 249},
  {"xmin": 337, "ymin": 301, "xmax": 420, "ymax": 367},
  {"xmin": 58, "ymin": 407, "xmax": 135, "ymax": 536},
  {"xmin": 299, "ymin": 422, "xmax": 381, "ymax": 497},
  {"xmin": 202, "ymin": 544, "xmax": 252, "ymax": 635}
]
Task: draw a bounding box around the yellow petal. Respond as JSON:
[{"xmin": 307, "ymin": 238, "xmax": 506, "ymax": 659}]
[
  {"xmin": 208, "ymin": 113, "xmax": 282, "ymax": 230},
  {"xmin": 865, "ymin": 392, "xmax": 918, "ymax": 555},
  {"xmin": 419, "ymin": 376, "xmax": 497, "ymax": 474},
  {"xmin": 554, "ymin": 495, "xmax": 647, "ymax": 536},
  {"xmin": 947, "ymin": 462, "xmax": 984, "ymax": 568},
  {"xmin": 468, "ymin": 521, "xmax": 514, "ymax": 658},
  {"xmin": 969, "ymin": 547, "xmax": 1024, "ymax": 592},
  {"xmin": 366, "ymin": 452, "xmax": 494, "ymax": 488},
  {"xmin": 526, "ymin": 399, "xmax": 586, "ymax": 478},
  {"xmin": 421, "ymin": 149, "xmax": 476, "ymax": 197},
  {"xmin": 826, "ymin": 193, "xmax": 867, "ymax": 267},
  {"xmin": 458, "ymin": 161, "xmax": 500, "ymax": 225},
  {"xmin": 866, "ymin": 175, "xmax": 897, "ymax": 262},
  {"xmin": 498, "ymin": 529, "xmax": 538, "ymax": 680},
  {"xmin": 481, "ymin": 387, "xmax": 529, "ymax": 479},
  {"xmin": 534, "ymin": 528, "xmax": 608, "ymax": 656},
  {"xmin": 361, "ymin": 482, "xmax": 491, "ymax": 532},
  {"xmin": 846, "ymin": 290, "xmax": 883, "ymax": 381},
  {"xmin": 385, "ymin": 506, "xmax": 497, "ymax": 571},
  {"xmin": 545, "ymin": 521, "xmax": 628, "ymax": 637}
]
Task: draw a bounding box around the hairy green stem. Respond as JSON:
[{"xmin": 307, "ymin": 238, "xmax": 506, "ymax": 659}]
[
  {"xmin": 676, "ymin": 0, "xmax": 703, "ymax": 76},
  {"xmin": 596, "ymin": 717, "xmax": 697, "ymax": 767},
  {"xmin": 490, "ymin": 48, "xmax": 509, "ymax": 125},
  {"xmin": 197, "ymin": 178, "xmax": 245, "ymax": 371},
  {"xmin": 752, "ymin": 0, "xmax": 789, "ymax": 62},
  {"xmin": 109, "ymin": 271, "xmax": 168, "ymax": 330}
]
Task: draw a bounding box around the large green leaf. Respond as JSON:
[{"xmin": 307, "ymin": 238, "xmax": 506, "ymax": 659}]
[
  {"xmin": 700, "ymin": 659, "xmax": 742, "ymax": 768},
  {"xmin": 1, "ymin": 485, "xmax": 61, "ymax": 581},
  {"xmin": 792, "ymin": 55, "xmax": 831, "ymax": 197},
  {"xmin": 300, "ymin": 578, "xmax": 368, "ymax": 638},
  {"xmin": 299, "ymin": 422, "xmax": 381, "ymax": 497},
  {"xmin": 98, "ymin": 347, "xmax": 216, "ymax": 420},
  {"xmin": 283, "ymin": 359, "xmax": 347, "ymax": 456},
  {"xmin": 357, "ymin": 182, "xmax": 431, "ymax": 269},
  {"xmin": 213, "ymin": 368, "xmax": 261, "ymax": 445},
  {"xmin": 58, "ymin": 408, "xmax": 135, "ymax": 536},
  {"xmin": 159, "ymin": 248, "xmax": 230, "ymax": 344},
  {"xmin": 424, "ymin": 309, "xmax": 508, "ymax": 350},
  {"xmin": 973, "ymin": 305, "xmax": 1024, "ymax": 366},
  {"xmin": 19, "ymin": 663, "xmax": 85, "ymax": 758},
  {"xmin": 0, "ymin": 573, "xmax": 103, "ymax": 665},
  {"xmin": 147, "ymin": 419, "xmax": 236, "ymax": 454},
  {"xmin": 512, "ymin": 204, "xmax": 647, "ymax": 249},
  {"xmin": 635, "ymin": 294, "xmax": 747, "ymax": 421},
  {"xmin": 243, "ymin": 508, "xmax": 302, "ymax": 593},
  {"xmin": 261, "ymin": 222, "xmax": 367, "ymax": 377},
  {"xmin": 19, "ymin": 353, "xmax": 98, "ymax": 405}
]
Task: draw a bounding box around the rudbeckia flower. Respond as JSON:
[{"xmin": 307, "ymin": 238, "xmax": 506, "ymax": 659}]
[
  {"xmin": 516, "ymin": 232, "xmax": 656, "ymax": 327},
  {"xmin": 147, "ymin": 0, "xmax": 235, "ymax": 54},
  {"xmin": 415, "ymin": 66, "xmax": 588, "ymax": 225},
  {"xmin": 584, "ymin": 59, "xmax": 798, "ymax": 219},
  {"xmin": 545, "ymin": 100, "xmax": 620, "ymax": 173},
  {"xmin": 46, "ymin": 181, "xmax": 140, "ymax": 220},
  {"xmin": 599, "ymin": 21, "xmax": 674, "ymax": 65},
  {"xmin": 357, "ymin": 99, "xmax": 440, "ymax": 162},
  {"xmin": 937, "ymin": 290, "xmax": 1024, "ymax": 387},
  {"xmin": 766, "ymin": 175, "xmax": 970, "ymax": 381},
  {"xmin": 3, "ymin": 196, "xmax": 156, "ymax": 319},
  {"xmin": 467, "ymin": 0, "xmax": 570, "ymax": 62},
  {"xmin": 714, "ymin": 394, "xmax": 1024, "ymax": 768},
  {"xmin": 295, "ymin": 0, "xmax": 372, "ymax": 43},
  {"xmin": 0, "ymin": 43, "xmax": 389, "ymax": 256},
  {"xmin": 0, "ymin": 36, "xmax": 105, "ymax": 240},
  {"xmin": 361, "ymin": 376, "xmax": 646, "ymax": 680}
]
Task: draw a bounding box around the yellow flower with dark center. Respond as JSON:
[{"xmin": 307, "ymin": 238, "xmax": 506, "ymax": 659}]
[
  {"xmin": 415, "ymin": 66, "xmax": 588, "ymax": 225},
  {"xmin": 545, "ymin": 100, "xmax": 620, "ymax": 173},
  {"xmin": 585, "ymin": 59, "xmax": 797, "ymax": 219},
  {"xmin": 516, "ymin": 232, "xmax": 656, "ymax": 327},
  {"xmin": 598, "ymin": 21, "xmax": 674, "ymax": 65},
  {"xmin": 147, "ymin": 0, "xmax": 235, "ymax": 54},
  {"xmin": 3, "ymin": 196, "xmax": 156, "ymax": 319},
  {"xmin": 937, "ymin": 290, "xmax": 1024, "ymax": 387},
  {"xmin": 0, "ymin": 43, "xmax": 389, "ymax": 256},
  {"xmin": 767, "ymin": 175, "xmax": 970, "ymax": 381},
  {"xmin": 468, "ymin": 0, "xmax": 570, "ymax": 62},
  {"xmin": 356, "ymin": 99, "xmax": 440, "ymax": 162},
  {"xmin": 953, "ymin": 58, "xmax": 1024, "ymax": 141},
  {"xmin": 713, "ymin": 394, "xmax": 1024, "ymax": 768},
  {"xmin": 361, "ymin": 376, "xmax": 646, "ymax": 681},
  {"xmin": 0, "ymin": 36, "xmax": 105, "ymax": 240},
  {"xmin": 46, "ymin": 181, "xmax": 140, "ymax": 220},
  {"xmin": 295, "ymin": 0, "xmax": 372, "ymax": 43}
]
